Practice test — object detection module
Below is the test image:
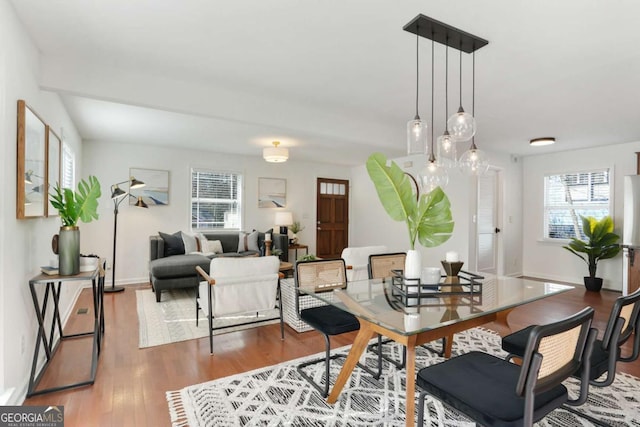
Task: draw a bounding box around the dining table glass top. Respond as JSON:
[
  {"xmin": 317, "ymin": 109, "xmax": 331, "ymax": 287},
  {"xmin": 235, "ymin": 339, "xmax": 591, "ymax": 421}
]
[{"xmin": 293, "ymin": 273, "xmax": 574, "ymax": 336}]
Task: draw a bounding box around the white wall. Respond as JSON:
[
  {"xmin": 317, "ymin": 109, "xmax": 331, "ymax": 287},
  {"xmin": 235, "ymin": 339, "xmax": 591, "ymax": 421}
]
[
  {"xmin": 81, "ymin": 141, "xmax": 352, "ymax": 285},
  {"xmin": 350, "ymin": 148, "xmax": 523, "ymax": 277},
  {"xmin": 522, "ymin": 140, "xmax": 640, "ymax": 291},
  {"xmin": 0, "ymin": 0, "xmax": 84, "ymax": 404}
]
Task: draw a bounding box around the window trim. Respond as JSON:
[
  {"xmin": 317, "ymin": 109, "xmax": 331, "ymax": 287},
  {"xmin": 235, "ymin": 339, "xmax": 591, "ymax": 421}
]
[
  {"xmin": 542, "ymin": 166, "xmax": 614, "ymax": 241},
  {"xmin": 190, "ymin": 167, "xmax": 244, "ymax": 232}
]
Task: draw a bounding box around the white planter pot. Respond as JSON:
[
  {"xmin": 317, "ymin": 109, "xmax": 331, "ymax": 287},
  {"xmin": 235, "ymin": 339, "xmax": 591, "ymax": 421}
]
[{"xmin": 404, "ymin": 249, "xmax": 422, "ymax": 279}]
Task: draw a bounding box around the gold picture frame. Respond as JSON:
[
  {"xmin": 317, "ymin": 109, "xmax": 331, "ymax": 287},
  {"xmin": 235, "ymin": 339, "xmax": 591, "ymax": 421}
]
[{"xmin": 17, "ymin": 100, "xmax": 47, "ymax": 219}]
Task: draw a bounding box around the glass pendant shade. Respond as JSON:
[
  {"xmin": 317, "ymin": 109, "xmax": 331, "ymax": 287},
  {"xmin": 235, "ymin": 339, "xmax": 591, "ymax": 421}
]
[
  {"xmin": 459, "ymin": 146, "xmax": 489, "ymax": 176},
  {"xmin": 407, "ymin": 117, "xmax": 427, "ymax": 155},
  {"xmin": 418, "ymin": 160, "xmax": 449, "ymax": 193},
  {"xmin": 447, "ymin": 107, "xmax": 476, "ymax": 142},
  {"xmin": 437, "ymin": 131, "xmax": 457, "ymax": 168}
]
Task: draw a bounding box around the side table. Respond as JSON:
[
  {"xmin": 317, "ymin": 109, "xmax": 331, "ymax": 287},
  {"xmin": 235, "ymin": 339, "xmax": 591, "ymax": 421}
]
[
  {"xmin": 288, "ymin": 243, "xmax": 309, "ymax": 261},
  {"xmin": 27, "ymin": 263, "xmax": 105, "ymax": 397}
]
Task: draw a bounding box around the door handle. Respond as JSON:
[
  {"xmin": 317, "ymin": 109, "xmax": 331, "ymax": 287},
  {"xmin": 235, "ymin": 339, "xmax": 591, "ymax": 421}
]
[
  {"xmin": 317, "ymin": 227, "xmax": 322, "ymax": 230},
  {"xmin": 495, "ymin": 227, "xmax": 501, "ymax": 233}
]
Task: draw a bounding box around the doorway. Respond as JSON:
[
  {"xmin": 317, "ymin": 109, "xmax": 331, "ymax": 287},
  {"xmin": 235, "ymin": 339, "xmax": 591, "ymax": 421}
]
[
  {"xmin": 316, "ymin": 178, "xmax": 349, "ymax": 259},
  {"xmin": 476, "ymin": 169, "xmax": 502, "ymax": 275}
]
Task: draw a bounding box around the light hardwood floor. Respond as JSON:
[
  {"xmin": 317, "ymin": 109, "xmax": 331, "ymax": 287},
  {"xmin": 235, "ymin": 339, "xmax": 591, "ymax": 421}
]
[{"xmin": 23, "ymin": 282, "xmax": 640, "ymax": 426}]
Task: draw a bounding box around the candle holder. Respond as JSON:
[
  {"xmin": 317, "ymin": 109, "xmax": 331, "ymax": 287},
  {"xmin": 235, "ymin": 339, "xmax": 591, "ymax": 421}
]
[{"xmin": 441, "ymin": 260, "xmax": 464, "ymax": 277}]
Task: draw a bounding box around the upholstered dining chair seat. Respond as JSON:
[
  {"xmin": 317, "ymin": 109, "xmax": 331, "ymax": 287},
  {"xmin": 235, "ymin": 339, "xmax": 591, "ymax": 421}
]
[
  {"xmin": 300, "ymin": 305, "xmax": 360, "ymax": 336},
  {"xmin": 417, "ymin": 351, "xmax": 568, "ymax": 427}
]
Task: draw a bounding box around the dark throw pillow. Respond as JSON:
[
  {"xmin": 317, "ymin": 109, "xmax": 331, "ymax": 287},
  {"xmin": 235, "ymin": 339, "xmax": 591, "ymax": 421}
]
[{"xmin": 159, "ymin": 231, "xmax": 185, "ymax": 257}]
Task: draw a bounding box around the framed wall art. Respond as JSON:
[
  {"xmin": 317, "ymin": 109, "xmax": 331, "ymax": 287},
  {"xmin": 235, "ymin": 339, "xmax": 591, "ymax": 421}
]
[
  {"xmin": 258, "ymin": 177, "xmax": 286, "ymax": 208},
  {"xmin": 45, "ymin": 126, "xmax": 61, "ymax": 217},
  {"xmin": 129, "ymin": 168, "xmax": 170, "ymax": 206},
  {"xmin": 17, "ymin": 100, "xmax": 47, "ymax": 219}
]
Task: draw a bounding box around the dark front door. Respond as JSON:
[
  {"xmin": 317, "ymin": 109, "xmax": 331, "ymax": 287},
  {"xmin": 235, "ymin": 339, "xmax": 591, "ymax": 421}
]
[{"xmin": 316, "ymin": 178, "xmax": 349, "ymax": 259}]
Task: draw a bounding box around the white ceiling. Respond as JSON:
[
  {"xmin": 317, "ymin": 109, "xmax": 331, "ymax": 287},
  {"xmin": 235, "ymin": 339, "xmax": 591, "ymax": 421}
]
[{"xmin": 10, "ymin": 0, "xmax": 640, "ymax": 165}]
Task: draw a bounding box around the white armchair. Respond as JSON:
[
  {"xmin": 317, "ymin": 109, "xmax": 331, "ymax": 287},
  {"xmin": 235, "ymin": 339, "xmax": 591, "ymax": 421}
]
[
  {"xmin": 196, "ymin": 256, "xmax": 283, "ymax": 354},
  {"xmin": 341, "ymin": 245, "xmax": 388, "ymax": 282}
]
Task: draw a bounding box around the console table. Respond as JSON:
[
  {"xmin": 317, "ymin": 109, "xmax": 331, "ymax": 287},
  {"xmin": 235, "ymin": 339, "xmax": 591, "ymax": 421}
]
[{"xmin": 27, "ymin": 265, "xmax": 105, "ymax": 397}]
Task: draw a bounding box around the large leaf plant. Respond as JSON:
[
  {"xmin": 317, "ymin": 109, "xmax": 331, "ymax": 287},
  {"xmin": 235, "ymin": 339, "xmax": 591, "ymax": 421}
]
[
  {"xmin": 50, "ymin": 175, "xmax": 102, "ymax": 227},
  {"xmin": 563, "ymin": 215, "xmax": 620, "ymax": 278},
  {"xmin": 366, "ymin": 153, "xmax": 454, "ymax": 250}
]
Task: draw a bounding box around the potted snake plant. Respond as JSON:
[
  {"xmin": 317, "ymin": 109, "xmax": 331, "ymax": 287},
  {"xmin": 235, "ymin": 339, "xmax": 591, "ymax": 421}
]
[
  {"xmin": 563, "ymin": 215, "xmax": 620, "ymax": 292},
  {"xmin": 49, "ymin": 176, "xmax": 101, "ymax": 275},
  {"xmin": 366, "ymin": 153, "xmax": 454, "ymax": 280}
]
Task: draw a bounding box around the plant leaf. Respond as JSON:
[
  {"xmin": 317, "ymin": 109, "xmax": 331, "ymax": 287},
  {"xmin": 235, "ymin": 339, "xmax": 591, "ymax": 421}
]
[
  {"xmin": 366, "ymin": 153, "xmax": 415, "ymax": 222},
  {"xmin": 76, "ymin": 176, "xmax": 101, "ymax": 223},
  {"xmin": 415, "ymin": 187, "xmax": 454, "ymax": 247}
]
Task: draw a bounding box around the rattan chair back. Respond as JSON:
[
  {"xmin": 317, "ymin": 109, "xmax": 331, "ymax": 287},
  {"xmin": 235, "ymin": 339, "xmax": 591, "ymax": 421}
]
[
  {"xmin": 368, "ymin": 252, "xmax": 406, "ymax": 280},
  {"xmin": 295, "ymin": 259, "xmax": 347, "ymax": 293},
  {"xmin": 517, "ymin": 307, "xmax": 594, "ymax": 396}
]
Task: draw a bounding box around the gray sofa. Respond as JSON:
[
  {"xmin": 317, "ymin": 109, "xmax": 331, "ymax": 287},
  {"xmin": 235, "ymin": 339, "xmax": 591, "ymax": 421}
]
[{"xmin": 149, "ymin": 231, "xmax": 288, "ymax": 302}]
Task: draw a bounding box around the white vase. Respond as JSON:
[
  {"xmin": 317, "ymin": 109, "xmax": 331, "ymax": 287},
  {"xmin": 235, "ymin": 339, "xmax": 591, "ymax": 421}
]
[{"xmin": 404, "ymin": 249, "xmax": 422, "ymax": 279}]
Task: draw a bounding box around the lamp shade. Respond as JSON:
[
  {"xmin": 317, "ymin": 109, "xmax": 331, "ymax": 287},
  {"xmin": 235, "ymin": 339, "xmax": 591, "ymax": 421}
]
[
  {"xmin": 263, "ymin": 141, "xmax": 289, "ymax": 163},
  {"xmin": 134, "ymin": 196, "xmax": 148, "ymax": 208},
  {"xmin": 130, "ymin": 177, "xmax": 145, "ymax": 189},
  {"xmin": 274, "ymin": 211, "xmax": 293, "ymax": 226},
  {"xmin": 111, "ymin": 185, "xmax": 127, "ymax": 200}
]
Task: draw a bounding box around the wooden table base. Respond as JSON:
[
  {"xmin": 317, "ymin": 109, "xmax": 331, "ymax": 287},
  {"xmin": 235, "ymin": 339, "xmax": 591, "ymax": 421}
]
[{"xmin": 327, "ymin": 308, "xmax": 513, "ymax": 426}]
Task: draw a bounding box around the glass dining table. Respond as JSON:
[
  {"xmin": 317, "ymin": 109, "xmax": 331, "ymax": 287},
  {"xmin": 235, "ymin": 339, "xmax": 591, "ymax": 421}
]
[{"xmin": 296, "ymin": 272, "xmax": 574, "ymax": 427}]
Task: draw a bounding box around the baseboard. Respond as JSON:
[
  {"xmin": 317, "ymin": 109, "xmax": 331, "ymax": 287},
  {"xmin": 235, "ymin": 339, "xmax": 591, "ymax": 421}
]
[{"xmin": 110, "ymin": 276, "xmax": 150, "ymax": 287}]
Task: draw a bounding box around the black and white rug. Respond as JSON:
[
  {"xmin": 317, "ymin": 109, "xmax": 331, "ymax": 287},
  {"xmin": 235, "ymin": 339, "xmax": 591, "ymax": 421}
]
[{"xmin": 166, "ymin": 328, "xmax": 640, "ymax": 426}]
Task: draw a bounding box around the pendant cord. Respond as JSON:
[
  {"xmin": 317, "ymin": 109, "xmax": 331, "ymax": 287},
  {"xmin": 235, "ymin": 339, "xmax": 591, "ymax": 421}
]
[
  {"xmin": 415, "ymin": 30, "xmax": 419, "ymax": 117},
  {"xmin": 444, "ymin": 39, "xmax": 448, "ymax": 126},
  {"xmin": 458, "ymin": 45, "xmax": 462, "ymax": 107},
  {"xmin": 431, "ymin": 36, "xmax": 435, "ymax": 155},
  {"xmin": 471, "ymin": 49, "xmax": 476, "ymax": 149}
]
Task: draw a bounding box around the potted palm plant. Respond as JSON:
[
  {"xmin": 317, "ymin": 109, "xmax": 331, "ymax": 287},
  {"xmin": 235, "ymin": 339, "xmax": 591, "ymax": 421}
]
[
  {"xmin": 50, "ymin": 176, "xmax": 101, "ymax": 275},
  {"xmin": 563, "ymin": 215, "xmax": 620, "ymax": 292},
  {"xmin": 366, "ymin": 153, "xmax": 454, "ymax": 279}
]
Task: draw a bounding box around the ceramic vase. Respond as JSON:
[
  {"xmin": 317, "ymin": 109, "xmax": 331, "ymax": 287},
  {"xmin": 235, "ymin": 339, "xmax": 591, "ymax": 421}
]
[
  {"xmin": 58, "ymin": 226, "xmax": 80, "ymax": 275},
  {"xmin": 404, "ymin": 249, "xmax": 422, "ymax": 280}
]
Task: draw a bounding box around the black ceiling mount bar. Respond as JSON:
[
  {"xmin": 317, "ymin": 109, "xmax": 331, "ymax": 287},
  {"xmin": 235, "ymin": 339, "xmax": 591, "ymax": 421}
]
[{"xmin": 403, "ymin": 14, "xmax": 488, "ymax": 53}]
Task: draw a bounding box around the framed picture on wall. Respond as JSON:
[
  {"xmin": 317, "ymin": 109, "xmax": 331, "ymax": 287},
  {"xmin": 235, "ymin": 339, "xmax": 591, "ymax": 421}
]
[
  {"xmin": 17, "ymin": 100, "xmax": 47, "ymax": 219},
  {"xmin": 46, "ymin": 126, "xmax": 61, "ymax": 217},
  {"xmin": 129, "ymin": 168, "xmax": 170, "ymax": 206},
  {"xmin": 258, "ymin": 177, "xmax": 286, "ymax": 208}
]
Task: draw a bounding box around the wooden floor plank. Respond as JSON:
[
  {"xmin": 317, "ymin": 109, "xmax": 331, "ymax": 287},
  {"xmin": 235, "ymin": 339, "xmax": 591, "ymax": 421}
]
[{"xmin": 23, "ymin": 282, "xmax": 640, "ymax": 426}]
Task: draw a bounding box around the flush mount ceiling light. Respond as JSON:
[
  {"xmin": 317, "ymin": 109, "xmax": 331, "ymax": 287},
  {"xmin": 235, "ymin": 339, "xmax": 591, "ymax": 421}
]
[
  {"xmin": 263, "ymin": 141, "xmax": 289, "ymax": 163},
  {"xmin": 530, "ymin": 137, "xmax": 556, "ymax": 146}
]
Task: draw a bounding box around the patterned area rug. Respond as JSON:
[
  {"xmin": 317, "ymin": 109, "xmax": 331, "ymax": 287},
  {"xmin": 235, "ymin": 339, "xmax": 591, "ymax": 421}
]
[
  {"xmin": 166, "ymin": 327, "xmax": 640, "ymax": 426},
  {"xmin": 136, "ymin": 289, "xmax": 280, "ymax": 348}
]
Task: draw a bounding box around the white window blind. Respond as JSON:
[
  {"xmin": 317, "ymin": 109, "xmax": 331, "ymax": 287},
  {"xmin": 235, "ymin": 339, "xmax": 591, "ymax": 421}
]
[
  {"xmin": 544, "ymin": 169, "xmax": 611, "ymax": 239},
  {"xmin": 191, "ymin": 169, "xmax": 243, "ymax": 230},
  {"xmin": 61, "ymin": 143, "xmax": 75, "ymax": 189}
]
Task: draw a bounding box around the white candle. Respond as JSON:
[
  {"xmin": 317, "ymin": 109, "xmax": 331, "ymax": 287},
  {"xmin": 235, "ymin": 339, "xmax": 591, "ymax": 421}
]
[
  {"xmin": 445, "ymin": 251, "xmax": 459, "ymax": 262},
  {"xmin": 265, "ymin": 233, "xmax": 271, "ymax": 241}
]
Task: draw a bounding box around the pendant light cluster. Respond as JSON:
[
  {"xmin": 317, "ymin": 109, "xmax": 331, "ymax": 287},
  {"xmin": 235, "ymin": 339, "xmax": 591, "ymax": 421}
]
[{"xmin": 404, "ymin": 14, "xmax": 490, "ymax": 187}]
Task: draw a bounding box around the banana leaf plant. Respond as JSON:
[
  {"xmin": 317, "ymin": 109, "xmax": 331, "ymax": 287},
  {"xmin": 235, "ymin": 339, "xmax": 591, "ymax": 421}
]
[
  {"xmin": 50, "ymin": 175, "xmax": 102, "ymax": 227},
  {"xmin": 563, "ymin": 215, "xmax": 620, "ymax": 278},
  {"xmin": 366, "ymin": 153, "xmax": 454, "ymax": 250}
]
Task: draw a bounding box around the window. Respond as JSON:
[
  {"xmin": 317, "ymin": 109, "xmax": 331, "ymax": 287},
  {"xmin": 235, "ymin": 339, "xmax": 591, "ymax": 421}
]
[
  {"xmin": 544, "ymin": 169, "xmax": 611, "ymax": 239},
  {"xmin": 191, "ymin": 169, "xmax": 243, "ymax": 231},
  {"xmin": 61, "ymin": 143, "xmax": 75, "ymax": 189}
]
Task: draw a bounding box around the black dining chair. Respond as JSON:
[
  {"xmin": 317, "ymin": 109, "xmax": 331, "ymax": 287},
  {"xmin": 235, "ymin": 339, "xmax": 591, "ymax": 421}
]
[
  {"xmin": 416, "ymin": 307, "xmax": 596, "ymax": 427},
  {"xmin": 294, "ymin": 258, "xmax": 381, "ymax": 397},
  {"xmin": 503, "ymin": 288, "xmax": 640, "ymax": 387}
]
